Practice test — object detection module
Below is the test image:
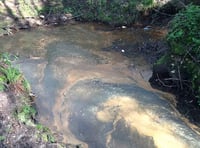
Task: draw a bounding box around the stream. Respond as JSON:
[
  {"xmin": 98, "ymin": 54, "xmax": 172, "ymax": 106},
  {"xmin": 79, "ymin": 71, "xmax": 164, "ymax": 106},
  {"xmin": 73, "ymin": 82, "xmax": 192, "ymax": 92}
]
[{"xmin": 0, "ymin": 22, "xmax": 200, "ymax": 148}]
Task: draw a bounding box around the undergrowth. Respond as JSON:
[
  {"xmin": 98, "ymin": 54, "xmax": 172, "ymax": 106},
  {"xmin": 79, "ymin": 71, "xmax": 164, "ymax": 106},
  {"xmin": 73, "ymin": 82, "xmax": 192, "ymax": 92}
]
[
  {"xmin": 0, "ymin": 53, "xmax": 56, "ymax": 144},
  {"xmin": 40, "ymin": 0, "xmax": 156, "ymax": 26},
  {"xmin": 157, "ymin": 4, "xmax": 200, "ymax": 105}
]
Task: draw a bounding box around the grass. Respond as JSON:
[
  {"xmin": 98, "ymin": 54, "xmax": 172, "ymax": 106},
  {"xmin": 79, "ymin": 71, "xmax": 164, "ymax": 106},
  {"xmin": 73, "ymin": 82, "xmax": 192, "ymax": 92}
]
[
  {"xmin": 0, "ymin": 52, "xmax": 57, "ymax": 144},
  {"xmin": 39, "ymin": 0, "xmax": 158, "ymax": 26},
  {"xmin": 16, "ymin": 105, "xmax": 36, "ymax": 126},
  {"xmin": 0, "ymin": 136, "xmax": 5, "ymax": 141},
  {"xmin": 36, "ymin": 124, "xmax": 55, "ymax": 143},
  {"xmin": 0, "ymin": 53, "xmax": 30, "ymax": 93}
]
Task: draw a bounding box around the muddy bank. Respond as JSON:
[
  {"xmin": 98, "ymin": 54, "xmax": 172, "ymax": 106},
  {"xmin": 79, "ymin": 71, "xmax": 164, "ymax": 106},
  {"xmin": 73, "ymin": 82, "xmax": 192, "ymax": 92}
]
[
  {"xmin": 0, "ymin": 57, "xmax": 79, "ymax": 147},
  {"xmin": 135, "ymin": 38, "xmax": 200, "ymax": 131},
  {"xmin": 0, "ymin": 91, "xmax": 77, "ymax": 147},
  {"xmin": 149, "ymin": 62, "xmax": 200, "ymax": 129},
  {"xmin": 102, "ymin": 37, "xmax": 200, "ymax": 134},
  {"xmin": 0, "ymin": 0, "xmax": 182, "ymax": 36},
  {"xmin": 0, "ymin": 0, "xmax": 74, "ymax": 36}
]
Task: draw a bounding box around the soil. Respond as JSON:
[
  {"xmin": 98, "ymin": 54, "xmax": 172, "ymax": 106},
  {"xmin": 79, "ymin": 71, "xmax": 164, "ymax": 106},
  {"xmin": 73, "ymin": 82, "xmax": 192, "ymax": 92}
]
[
  {"xmin": 141, "ymin": 41, "xmax": 200, "ymax": 129},
  {"xmin": 149, "ymin": 68, "xmax": 200, "ymax": 128},
  {"xmin": 102, "ymin": 30, "xmax": 200, "ymax": 132},
  {"xmin": 0, "ymin": 91, "xmax": 81, "ymax": 148},
  {"xmin": 131, "ymin": 10, "xmax": 200, "ymax": 131}
]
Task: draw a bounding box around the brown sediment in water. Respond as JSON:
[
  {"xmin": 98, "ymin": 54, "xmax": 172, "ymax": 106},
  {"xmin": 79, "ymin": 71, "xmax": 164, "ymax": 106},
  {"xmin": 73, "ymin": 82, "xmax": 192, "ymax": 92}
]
[
  {"xmin": 1, "ymin": 23, "xmax": 199, "ymax": 147},
  {"xmin": 50, "ymin": 53, "xmax": 137, "ymax": 145},
  {"xmin": 43, "ymin": 39, "xmax": 184, "ymax": 147},
  {"xmin": 96, "ymin": 96, "xmax": 188, "ymax": 148}
]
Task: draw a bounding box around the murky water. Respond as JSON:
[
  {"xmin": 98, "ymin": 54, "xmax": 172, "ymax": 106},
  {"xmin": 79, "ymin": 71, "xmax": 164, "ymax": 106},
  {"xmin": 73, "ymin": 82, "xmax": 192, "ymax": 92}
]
[{"xmin": 0, "ymin": 23, "xmax": 200, "ymax": 148}]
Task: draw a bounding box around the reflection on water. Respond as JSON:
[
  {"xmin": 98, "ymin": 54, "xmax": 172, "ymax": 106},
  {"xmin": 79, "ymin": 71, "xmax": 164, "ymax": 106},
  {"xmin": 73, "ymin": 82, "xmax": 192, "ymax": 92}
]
[{"xmin": 0, "ymin": 23, "xmax": 200, "ymax": 147}]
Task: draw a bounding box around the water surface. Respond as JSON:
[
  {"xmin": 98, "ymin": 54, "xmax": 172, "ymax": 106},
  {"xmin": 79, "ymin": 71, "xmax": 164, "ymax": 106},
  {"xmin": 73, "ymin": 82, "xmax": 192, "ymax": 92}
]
[{"xmin": 0, "ymin": 23, "xmax": 199, "ymax": 148}]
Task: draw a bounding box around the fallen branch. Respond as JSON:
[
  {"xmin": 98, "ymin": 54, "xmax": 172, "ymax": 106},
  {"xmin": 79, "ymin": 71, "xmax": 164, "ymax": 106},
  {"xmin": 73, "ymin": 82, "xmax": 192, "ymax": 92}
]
[
  {"xmin": 163, "ymin": 78, "xmax": 189, "ymax": 82},
  {"xmin": 152, "ymin": 8, "xmax": 174, "ymax": 17},
  {"xmin": 178, "ymin": 65, "xmax": 183, "ymax": 90},
  {"xmin": 156, "ymin": 74, "xmax": 176, "ymax": 88}
]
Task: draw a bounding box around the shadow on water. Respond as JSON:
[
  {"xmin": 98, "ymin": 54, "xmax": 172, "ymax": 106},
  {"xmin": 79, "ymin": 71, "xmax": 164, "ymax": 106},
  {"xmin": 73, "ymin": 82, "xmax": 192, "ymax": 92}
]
[
  {"xmin": 0, "ymin": 23, "xmax": 200, "ymax": 147},
  {"xmin": 66, "ymin": 80, "xmax": 158, "ymax": 148},
  {"xmin": 66, "ymin": 80, "xmax": 199, "ymax": 148}
]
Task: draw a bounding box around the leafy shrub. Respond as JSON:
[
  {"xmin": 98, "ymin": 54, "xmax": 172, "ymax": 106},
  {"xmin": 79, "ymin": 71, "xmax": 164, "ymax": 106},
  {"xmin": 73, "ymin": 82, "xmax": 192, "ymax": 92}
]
[
  {"xmin": 17, "ymin": 105, "xmax": 36, "ymax": 126},
  {"xmin": 166, "ymin": 5, "xmax": 200, "ymax": 103},
  {"xmin": 71, "ymin": 0, "xmax": 154, "ymax": 25},
  {"xmin": 36, "ymin": 124, "xmax": 55, "ymax": 143},
  {"xmin": 0, "ymin": 53, "xmax": 31, "ymax": 93},
  {"xmin": 38, "ymin": 0, "xmax": 68, "ymax": 18},
  {"xmin": 0, "ymin": 53, "xmax": 20, "ymax": 90},
  {"xmin": 41, "ymin": 0, "xmax": 155, "ymax": 25}
]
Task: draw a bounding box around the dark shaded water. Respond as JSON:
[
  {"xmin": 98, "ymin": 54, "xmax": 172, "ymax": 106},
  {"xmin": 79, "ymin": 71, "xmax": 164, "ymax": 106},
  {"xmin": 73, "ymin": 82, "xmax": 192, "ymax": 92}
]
[{"xmin": 0, "ymin": 23, "xmax": 200, "ymax": 148}]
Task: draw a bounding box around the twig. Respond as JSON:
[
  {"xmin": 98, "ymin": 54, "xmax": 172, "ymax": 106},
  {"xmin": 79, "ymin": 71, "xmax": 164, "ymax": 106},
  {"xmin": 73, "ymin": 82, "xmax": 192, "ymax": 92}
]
[
  {"xmin": 46, "ymin": 8, "xmax": 52, "ymax": 18},
  {"xmin": 163, "ymin": 78, "xmax": 189, "ymax": 82},
  {"xmin": 152, "ymin": 8, "xmax": 174, "ymax": 17},
  {"xmin": 177, "ymin": 65, "xmax": 183, "ymax": 90},
  {"xmin": 182, "ymin": 47, "xmax": 200, "ymax": 65},
  {"xmin": 0, "ymin": 81, "xmax": 9, "ymax": 89},
  {"xmin": 156, "ymin": 74, "xmax": 176, "ymax": 88},
  {"xmin": 176, "ymin": 0, "xmax": 187, "ymax": 8},
  {"xmin": 188, "ymin": 51, "xmax": 200, "ymax": 64},
  {"xmin": 71, "ymin": 14, "xmax": 84, "ymax": 19}
]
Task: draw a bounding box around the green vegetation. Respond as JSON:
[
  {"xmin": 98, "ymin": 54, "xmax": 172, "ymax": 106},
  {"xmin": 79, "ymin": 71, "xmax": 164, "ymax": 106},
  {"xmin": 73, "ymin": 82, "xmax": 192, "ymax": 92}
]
[
  {"xmin": 17, "ymin": 0, "xmax": 40, "ymax": 17},
  {"xmin": 0, "ymin": 136, "xmax": 5, "ymax": 141},
  {"xmin": 16, "ymin": 105, "xmax": 36, "ymax": 126},
  {"xmin": 0, "ymin": 53, "xmax": 56, "ymax": 144},
  {"xmin": 0, "ymin": 53, "xmax": 19, "ymax": 90},
  {"xmin": 38, "ymin": 0, "xmax": 64, "ymax": 15},
  {"xmin": 158, "ymin": 4, "xmax": 200, "ymax": 104},
  {"xmin": 0, "ymin": 53, "xmax": 25, "ymax": 92},
  {"xmin": 36, "ymin": 124, "xmax": 55, "ymax": 143},
  {"xmin": 40, "ymin": 0, "xmax": 156, "ymax": 26}
]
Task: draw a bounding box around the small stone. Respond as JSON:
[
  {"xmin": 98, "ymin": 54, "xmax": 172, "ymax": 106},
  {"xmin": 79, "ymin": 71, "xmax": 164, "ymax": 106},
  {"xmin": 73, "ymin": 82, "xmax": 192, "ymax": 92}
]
[
  {"xmin": 121, "ymin": 49, "xmax": 125, "ymax": 53},
  {"xmin": 39, "ymin": 15, "xmax": 45, "ymax": 19},
  {"xmin": 60, "ymin": 15, "xmax": 68, "ymax": 22},
  {"xmin": 143, "ymin": 25, "xmax": 152, "ymax": 31},
  {"xmin": 171, "ymin": 70, "xmax": 175, "ymax": 74},
  {"xmin": 0, "ymin": 92, "xmax": 9, "ymax": 111},
  {"xmin": 66, "ymin": 13, "xmax": 73, "ymax": 19}
]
